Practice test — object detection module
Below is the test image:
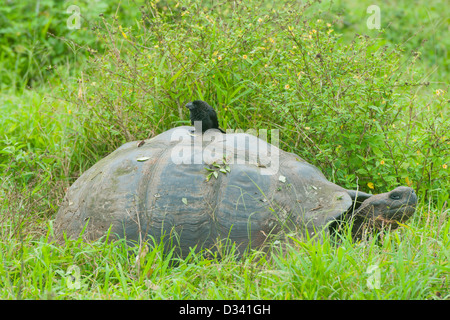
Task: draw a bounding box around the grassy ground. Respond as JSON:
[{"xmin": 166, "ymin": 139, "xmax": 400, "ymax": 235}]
[
  {"xmin": 1, "ymin": 204, "xmax": 448, "ymax": 299},
  {"xmin": 0, "ymin": 0, "xmax": 449, "ymax": 299}
]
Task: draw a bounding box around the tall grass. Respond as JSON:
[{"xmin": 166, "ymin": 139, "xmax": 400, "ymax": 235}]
[
  {"xmin": 1, "ymin": 204, "xmax": 448, "ymax": 299},
  {"xmin": 56, "ymin": 0, "xmax": 449, "ymax": 198}
]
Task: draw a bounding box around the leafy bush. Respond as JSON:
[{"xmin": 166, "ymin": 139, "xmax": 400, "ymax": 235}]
[
  {"xmin": 328, "ymin": 0, "xmax": 450, "ymax": 82},
  {"xmin": 61, "ymin": 0, "xmax": 448, "ymax": 200},
  {"xmin": 0, "ymin": 0, "xmax": 138, "ymax": 91}
]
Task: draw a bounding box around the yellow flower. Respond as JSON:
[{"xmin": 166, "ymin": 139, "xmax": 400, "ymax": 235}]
[
  {"xmin": 367, "ymin": 182, "xmax": 374, "ymax": 189},
  {"xmin": 269, "ymin": 37, "xmax": 274, "ymax": 43},
  {"xmin": 284, "ymin": 84, "xmax": 290, "ymax": 89},
  {"xmin": 380, "ymin": 160, "xmax": 385, "ymax": 165},
  {"xmin": 443, "ymin": 164, "xmax": 448, "ymax": 169},
  {"xmin": 243, "ymin": 54, "xmax": 248, "ymax": 59},
  {"xmin": 258, "ymin": 18, "xmax": 263, "ymax": 23},
  {"xmin": 405, "ymin": 177, "xmax": 412, "ymax": 186},
  {"xmin": 435, "ymin": 89, "xmax": 444, "ymax": 96},
  {"xmin": 217, "ymin": 56, "xmax": 222, "ymax": 61},
  {"xmin": 68, "ymin": 110, "xmax": 72, "ymax": 115},
  {"xmin": 212, "ymin": 51, "xmax": 218, "ymax": 56},
  {"xmin": 119, "ymin": 25, "xmax": 128, "ymax": 39},
  {"xmin": 264, "ymin": 64, "xmax": 268, "ymax": 68},
  {"xmin": 327, "ymin": 29, "xmax": 334, "ymax": 34},
  {"xmin": 305, "ymin": 126, "xmax": 310, "ymax": 130},
  {"xmin": 326, "ymin": 23, "xmax": 332, "ymax": 27}
]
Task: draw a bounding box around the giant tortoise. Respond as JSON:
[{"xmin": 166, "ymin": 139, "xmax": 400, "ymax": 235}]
[{"xmin": 54, "ymin": 126, "xmax": 417, "ymax": 257}]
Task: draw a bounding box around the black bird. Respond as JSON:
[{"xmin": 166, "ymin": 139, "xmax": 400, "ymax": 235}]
[{"xmin": 185, "ymin": 100, "xmax": 225, "ymax": 133}]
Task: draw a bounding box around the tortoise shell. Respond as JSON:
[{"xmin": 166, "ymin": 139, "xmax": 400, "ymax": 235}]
[{"xmin": 54, "ymin": 127, "xmax": 352, "ymax": 256}]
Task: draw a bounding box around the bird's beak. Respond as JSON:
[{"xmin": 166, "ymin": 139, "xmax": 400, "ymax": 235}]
[{"xmin": 185, "ymin": 102, "xmax": 192, "ymax": 110}]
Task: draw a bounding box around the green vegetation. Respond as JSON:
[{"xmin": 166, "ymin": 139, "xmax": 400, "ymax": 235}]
[
  {"xmin": 0, "ymin": 0, "xmax": 448, "ymax": 299},
  {"xmin": 1, "ymin": 213, "xmax": 448, "ymax": 299}
]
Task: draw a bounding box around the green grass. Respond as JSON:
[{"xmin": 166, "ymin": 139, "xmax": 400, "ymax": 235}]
[
  {"xmin": 329, "ymin": 0, "xmax": 450, "ymax": 83},
  {"xmin": 0, "ymin": 0, "xmax": 449, "ymax": 300},
  {"xmin": 1, "ymin": 203, "xmax": 448, "ymax": 299}
]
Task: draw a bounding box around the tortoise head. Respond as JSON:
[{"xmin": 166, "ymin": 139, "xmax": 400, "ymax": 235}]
[{"xmin": 351, "ymin": 186, "xmax": 417, "ymax": 239}]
